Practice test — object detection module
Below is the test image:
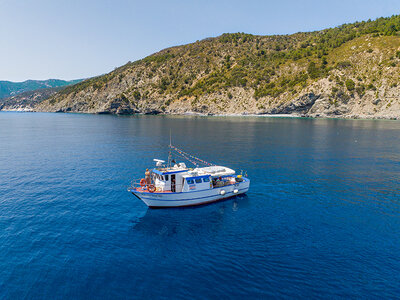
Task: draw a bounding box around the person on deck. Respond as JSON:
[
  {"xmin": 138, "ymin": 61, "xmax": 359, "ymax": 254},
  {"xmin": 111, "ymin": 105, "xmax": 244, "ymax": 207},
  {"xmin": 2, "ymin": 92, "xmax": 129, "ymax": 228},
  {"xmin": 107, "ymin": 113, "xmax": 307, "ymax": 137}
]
[
  {"xmin": 171, "ymin": 177, "xmax": 176, "ymax": 192},
  {"xmin": 145, "ymin": 169, "xmax": 151, "ymax": 185}
]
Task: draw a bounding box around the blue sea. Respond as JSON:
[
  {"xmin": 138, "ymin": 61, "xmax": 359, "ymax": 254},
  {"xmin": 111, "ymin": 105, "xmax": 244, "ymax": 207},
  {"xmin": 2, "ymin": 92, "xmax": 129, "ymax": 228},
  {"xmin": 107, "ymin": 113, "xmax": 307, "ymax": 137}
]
[{"xmin": 0, "ymin": 112, "xmax": 399, "ymax": 299}]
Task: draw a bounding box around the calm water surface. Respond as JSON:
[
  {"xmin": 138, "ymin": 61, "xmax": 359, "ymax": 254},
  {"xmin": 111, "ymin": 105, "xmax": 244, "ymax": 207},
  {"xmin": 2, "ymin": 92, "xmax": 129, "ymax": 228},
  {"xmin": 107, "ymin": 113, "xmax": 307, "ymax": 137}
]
[{"xmin": 0, "ymin": 112, "xmax": 399, "ymax": 298}]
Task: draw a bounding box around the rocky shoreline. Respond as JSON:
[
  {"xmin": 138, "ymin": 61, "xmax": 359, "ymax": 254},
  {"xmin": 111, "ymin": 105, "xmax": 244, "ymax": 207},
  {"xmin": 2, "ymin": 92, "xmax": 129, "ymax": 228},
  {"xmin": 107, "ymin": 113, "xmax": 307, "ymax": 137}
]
[
  {"xmin": 1, "ymin": 77, "xmax": 399, "ymax": 121},
  {"xmin": 1, "ymin": 106, "xmax": 398, "ymax": 120}
]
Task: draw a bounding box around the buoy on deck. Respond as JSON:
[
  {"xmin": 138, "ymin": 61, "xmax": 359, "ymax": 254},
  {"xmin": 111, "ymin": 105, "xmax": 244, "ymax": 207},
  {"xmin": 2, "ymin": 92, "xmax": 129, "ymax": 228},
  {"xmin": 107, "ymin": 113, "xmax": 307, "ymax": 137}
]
[{"xmin": 148, "ymin": 185, "xmax": 156, "ymax": 193}]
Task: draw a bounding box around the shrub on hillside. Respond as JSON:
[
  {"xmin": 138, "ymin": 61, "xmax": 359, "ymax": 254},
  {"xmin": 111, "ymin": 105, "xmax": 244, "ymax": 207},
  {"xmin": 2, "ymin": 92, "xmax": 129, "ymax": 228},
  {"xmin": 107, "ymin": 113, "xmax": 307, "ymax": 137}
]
[
  {"xmin": 307, "ymin": 62, "xmax": 322, "ymax": 79},
  {"xmin": 345, "ymin": 79, "xmax": 355, "ymax": 91},
  {"xmin": 336, "ymin": 61, "xmax": 352, "ymax": 69}
]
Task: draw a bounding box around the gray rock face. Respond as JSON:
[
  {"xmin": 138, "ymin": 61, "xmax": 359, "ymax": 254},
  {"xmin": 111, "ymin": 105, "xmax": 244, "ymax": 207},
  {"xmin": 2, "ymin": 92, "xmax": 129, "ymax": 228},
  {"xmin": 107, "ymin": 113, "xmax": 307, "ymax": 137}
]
[
  {"xmin": 270, "ymin": 93, "xmax": 320, "ymax": 114},
  {"xmin": 143, "ymin": 109, "xmax": 161, "ymax": 115},
  {"xmin": 104, "ymin": 98, "xmax": 138, "ymax": 115},
  {"xmin": 372, "ymin": 98, "xmax": 381, "ymax": 105}
]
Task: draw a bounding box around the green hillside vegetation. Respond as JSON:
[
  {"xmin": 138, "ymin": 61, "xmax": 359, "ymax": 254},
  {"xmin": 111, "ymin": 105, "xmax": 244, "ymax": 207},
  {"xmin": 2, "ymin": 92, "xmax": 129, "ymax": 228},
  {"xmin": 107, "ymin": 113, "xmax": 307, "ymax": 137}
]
[{"xmin": 39, "ymin": 15, "xmax": 400, "ymax": 117}]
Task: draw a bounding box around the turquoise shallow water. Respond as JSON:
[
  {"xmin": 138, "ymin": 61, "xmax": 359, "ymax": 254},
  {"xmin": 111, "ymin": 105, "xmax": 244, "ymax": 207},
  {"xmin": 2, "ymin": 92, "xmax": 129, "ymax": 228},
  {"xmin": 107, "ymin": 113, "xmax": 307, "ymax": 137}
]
[{"xmin": 0, "ymin": 112, "xmax": 400, "ymax": 298}]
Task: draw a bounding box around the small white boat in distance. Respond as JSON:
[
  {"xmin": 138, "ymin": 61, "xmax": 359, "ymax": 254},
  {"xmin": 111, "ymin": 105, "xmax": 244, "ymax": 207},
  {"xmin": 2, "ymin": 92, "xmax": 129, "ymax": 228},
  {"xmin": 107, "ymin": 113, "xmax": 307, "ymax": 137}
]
[{"xmin": 128, "ymin": 145, "xmax": 250, "ymax": 208}]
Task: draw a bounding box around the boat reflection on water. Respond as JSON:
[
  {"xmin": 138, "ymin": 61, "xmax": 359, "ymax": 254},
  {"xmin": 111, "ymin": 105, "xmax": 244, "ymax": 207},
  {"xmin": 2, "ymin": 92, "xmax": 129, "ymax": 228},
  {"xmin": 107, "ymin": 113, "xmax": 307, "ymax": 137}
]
[{"xmin": 131, "ymin": 194, "xmax": 250, "ymax": 236}]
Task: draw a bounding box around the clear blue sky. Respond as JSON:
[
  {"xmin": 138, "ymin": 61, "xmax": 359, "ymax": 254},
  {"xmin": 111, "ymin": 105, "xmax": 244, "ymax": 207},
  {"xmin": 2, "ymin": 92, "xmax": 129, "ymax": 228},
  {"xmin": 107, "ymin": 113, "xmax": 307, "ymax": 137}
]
[{"xmin": 1, "ymin": 0, "xmax": 400, "ymax": 81}]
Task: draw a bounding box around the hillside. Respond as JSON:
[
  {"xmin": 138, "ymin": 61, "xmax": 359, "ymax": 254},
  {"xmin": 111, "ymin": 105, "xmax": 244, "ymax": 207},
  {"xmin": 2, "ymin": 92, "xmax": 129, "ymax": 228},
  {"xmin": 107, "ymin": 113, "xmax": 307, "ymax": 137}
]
[
  {"xmin": 6, "ymin": 15, "xmax": 400, "ymax": 119},
  {"xmin": 0, "ymin": 87, "xmax": 62, "ymax": 111},
  {"xmin": 0, "ymin": 79, "xmax": 82, "ymax": 99}
]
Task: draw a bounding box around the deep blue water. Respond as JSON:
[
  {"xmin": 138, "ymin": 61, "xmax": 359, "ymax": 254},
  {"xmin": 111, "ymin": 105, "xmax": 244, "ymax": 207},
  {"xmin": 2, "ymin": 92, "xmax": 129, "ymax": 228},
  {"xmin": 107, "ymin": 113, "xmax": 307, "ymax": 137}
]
[{"xmin": 0, "ymin": 112, "xmax": 400, "ymax": 299}]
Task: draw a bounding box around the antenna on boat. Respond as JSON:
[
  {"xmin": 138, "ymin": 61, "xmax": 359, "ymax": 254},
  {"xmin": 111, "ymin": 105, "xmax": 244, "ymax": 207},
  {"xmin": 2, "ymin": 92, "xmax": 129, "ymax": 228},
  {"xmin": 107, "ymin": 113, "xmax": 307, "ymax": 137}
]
[{"xmin": 168, "ymin": 129, "xmax": 172, "ymax": 168}]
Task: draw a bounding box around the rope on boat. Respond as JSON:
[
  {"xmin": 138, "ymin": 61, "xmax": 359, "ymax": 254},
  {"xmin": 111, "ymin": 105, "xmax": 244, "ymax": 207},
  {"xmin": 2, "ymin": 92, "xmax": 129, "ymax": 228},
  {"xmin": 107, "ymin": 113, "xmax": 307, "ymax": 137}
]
[
  {"xmin": 169, "ymin": 145, "xmax": 215, "ymax": 167},
  {"xmin": 173, "ymin": 148, "xmax": 200, "ymax": 167}
]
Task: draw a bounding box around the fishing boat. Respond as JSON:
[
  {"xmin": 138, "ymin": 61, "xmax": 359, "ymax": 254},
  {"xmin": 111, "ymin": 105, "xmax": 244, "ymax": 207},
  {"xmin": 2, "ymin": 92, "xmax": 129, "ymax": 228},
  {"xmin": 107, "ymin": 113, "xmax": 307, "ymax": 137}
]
[{"xmin": 128, "ymin": 145, "xmax": 250, "ymax": 208}]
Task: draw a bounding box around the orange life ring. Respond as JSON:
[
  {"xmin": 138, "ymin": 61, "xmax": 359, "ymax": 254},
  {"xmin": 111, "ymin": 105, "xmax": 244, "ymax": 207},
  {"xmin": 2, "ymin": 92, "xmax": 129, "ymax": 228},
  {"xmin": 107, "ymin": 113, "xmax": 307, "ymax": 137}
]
[
  {"xmin": 140, "ymin": 178, "xmax": 146, "ymax": 187},
  {"xmin": 148, "ymin": 184, "xmax": 156, "ymax": 193}
]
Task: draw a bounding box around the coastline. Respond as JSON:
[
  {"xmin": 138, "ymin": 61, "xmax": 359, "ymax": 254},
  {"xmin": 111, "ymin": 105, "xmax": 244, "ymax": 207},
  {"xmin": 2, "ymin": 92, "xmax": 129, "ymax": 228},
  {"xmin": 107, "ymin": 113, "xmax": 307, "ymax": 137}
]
[{"xmin": 1, "ymin": 108, "xmax": 398, "ymax": 121}]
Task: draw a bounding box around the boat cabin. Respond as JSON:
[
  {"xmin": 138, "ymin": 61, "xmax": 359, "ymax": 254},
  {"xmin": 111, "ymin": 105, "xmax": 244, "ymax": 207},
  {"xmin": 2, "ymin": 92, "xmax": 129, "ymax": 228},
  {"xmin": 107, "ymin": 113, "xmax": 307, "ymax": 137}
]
[
  {"xmin": 148, "ymin": 161, "xmax": 238, "ymax": 193},
  {"xmin": 151, "ymin": 166, "xmax": 187, "ymax": 193}
]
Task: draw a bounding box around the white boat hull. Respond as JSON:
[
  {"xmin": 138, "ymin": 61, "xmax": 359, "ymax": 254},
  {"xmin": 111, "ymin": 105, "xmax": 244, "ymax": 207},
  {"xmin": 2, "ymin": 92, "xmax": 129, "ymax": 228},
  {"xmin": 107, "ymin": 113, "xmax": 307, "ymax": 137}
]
[{"xmin": 130, "ymin": 178, "xmax": 250, "ymax": 208}]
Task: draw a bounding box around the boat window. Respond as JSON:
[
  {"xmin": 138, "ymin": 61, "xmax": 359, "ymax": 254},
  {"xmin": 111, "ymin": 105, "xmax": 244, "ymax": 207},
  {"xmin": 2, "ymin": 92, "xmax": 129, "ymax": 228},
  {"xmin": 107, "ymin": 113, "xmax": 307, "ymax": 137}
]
[
  {"xmin": 195, "ymin": 178, "xmax": 202, "ymax": 183},
  {"xmin": 186, "ymin": 179, "xmax": 194, "ymax": 184},
  {"xmin": 165, "ymin": 175, "xmax": 169, "ymax": 181},
  {"xmin": 203, "ymin": 177, "xmax": 210, "ymax": 182}
]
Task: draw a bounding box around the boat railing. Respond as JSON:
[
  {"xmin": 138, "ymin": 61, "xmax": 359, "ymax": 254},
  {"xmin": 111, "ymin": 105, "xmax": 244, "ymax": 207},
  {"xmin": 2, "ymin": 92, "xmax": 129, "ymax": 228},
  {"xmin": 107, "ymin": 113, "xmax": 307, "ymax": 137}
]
[
  {"xmin": 128, "ymin": 175, "xmax": 244, "ymax": 192},
  {"xmin": 128, "ymin": 179, "xmax": 186, "ymax": 192}
]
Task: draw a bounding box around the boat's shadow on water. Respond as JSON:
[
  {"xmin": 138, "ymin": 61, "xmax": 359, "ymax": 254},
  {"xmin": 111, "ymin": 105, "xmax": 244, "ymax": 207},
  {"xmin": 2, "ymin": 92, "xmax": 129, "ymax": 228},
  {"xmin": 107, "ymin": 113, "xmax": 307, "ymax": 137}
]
[{"xmin": 130, "ymin": 194, "xmax": 250, "ymax": 236}]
